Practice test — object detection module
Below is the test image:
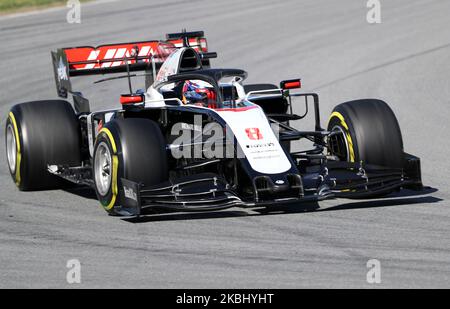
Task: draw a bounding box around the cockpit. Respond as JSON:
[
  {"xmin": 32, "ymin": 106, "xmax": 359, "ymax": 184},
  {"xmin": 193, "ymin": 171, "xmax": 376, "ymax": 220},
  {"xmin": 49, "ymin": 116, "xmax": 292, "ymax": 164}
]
[{"xmin": 155, "ymin": 68, "xmax": 252, "ymax": 110}]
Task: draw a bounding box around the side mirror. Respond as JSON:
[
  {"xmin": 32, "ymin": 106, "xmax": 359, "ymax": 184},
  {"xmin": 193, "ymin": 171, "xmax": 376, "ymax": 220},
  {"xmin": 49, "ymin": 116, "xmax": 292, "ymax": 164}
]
[
  {"xmin": 280, "ymin": 79, "xmax": 301, "ymax": 90},
  {"xmin": 120, "ymin": 94, "xmax": 144, "ymax": 105}
]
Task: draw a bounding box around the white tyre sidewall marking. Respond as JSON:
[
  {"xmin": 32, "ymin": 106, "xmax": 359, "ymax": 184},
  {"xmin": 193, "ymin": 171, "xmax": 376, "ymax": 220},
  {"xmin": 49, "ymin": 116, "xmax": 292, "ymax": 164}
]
[
  {"xmin": 94, "ymin": 141, "xmax": 112, "ymax": 196},
  {"xmin": 6, "ymin": 123, "xmax": 17, "ymax": 175}
]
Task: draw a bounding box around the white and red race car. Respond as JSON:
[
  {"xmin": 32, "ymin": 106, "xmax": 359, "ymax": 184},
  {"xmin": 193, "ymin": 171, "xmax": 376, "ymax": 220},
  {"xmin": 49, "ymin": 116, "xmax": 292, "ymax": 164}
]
[{"xmin": 5, "ymin": 31, "xmax": 423, "ymax": 216}]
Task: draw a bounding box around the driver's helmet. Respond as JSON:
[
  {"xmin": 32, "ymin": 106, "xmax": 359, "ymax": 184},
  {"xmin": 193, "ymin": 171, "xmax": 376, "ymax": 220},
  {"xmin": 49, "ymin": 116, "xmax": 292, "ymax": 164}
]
[{"xmin": 181, "ymin": 80, "xmax": 217, "ymax": 108}]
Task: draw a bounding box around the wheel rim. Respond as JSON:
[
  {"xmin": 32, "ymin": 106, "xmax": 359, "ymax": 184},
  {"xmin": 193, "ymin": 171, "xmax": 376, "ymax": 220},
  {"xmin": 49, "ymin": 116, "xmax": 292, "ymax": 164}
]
[
  {"xmin": 94, "ymin": 142, "xmax": 112, "ymax": 196},
  {"xmin": 6, "ymin": 124, "xmax": 17, "ymax": 174},
  {"xmin": 329, "ymin": 125, "xmax": 350, "ymax": 161}
]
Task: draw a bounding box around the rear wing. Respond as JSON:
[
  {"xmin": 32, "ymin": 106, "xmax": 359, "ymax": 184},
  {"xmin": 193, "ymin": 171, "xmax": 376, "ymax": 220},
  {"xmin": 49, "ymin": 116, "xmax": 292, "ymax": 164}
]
[{"xmin": 51, "ymin": 31, "xmax": 212, "ymax": 100}]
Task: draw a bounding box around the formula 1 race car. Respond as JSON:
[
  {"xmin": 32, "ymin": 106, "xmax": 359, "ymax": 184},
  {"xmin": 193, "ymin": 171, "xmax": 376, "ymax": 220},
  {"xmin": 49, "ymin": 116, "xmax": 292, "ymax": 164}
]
[{"xmin": 4, "ymin": 31, "xmax": 423, "ymax": 216}]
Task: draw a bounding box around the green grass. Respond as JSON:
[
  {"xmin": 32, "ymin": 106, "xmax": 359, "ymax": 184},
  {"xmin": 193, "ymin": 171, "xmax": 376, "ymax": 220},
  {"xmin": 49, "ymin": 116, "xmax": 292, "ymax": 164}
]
[{"xmin": 0, "ymin": 0, "xmax": 84, "ymax": 14}]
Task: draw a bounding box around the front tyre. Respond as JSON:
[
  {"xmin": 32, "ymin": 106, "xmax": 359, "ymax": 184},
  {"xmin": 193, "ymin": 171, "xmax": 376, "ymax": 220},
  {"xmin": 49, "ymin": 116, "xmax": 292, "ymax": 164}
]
[
  {"xmin": 93, "ymin": 118, "xmax": 168, "ymax": 214},
  {"xmin": 327, "ymin": 99, "xmax": 404, "ymax": 168}
]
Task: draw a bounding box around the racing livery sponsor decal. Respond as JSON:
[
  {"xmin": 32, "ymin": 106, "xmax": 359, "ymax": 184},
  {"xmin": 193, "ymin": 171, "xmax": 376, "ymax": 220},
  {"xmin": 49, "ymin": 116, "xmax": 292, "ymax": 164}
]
[
  {"xmin": 63, "ymin": 42, "xmax": 175, "ymax": 70},
  {"xmin": 120, "ymin": 178, "xmax": 141, "ymax": 212},
  {"xmin": 62, "ymin": 37, "xmax": 206, "ymax": 71},
  {"xmin": 216, "ymin": 107, "xmax": 292, "ymax": 174},
  {"xmin": 123, "ymin": 185, "xmax": 138, "ymax": 202},
  {"xmin": 57, "ymin": 58, "xmax": 68, "ymax": 81},
  {"xmin": 245, "ymin": 128, "xmax": 263, "ymax": 140}
]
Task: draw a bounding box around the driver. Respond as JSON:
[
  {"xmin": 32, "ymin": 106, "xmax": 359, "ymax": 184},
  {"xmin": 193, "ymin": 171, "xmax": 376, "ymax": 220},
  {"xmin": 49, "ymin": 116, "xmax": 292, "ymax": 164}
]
[{"xmin": 181, "ymin": 80, "xmax": 217, "ymax": 108}]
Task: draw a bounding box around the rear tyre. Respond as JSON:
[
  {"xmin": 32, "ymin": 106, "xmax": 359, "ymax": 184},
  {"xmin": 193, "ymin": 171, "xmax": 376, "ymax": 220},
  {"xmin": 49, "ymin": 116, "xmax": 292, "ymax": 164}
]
[
  {"xmin": 327, "ymin": 99, "xmax": 404, "ymax": 168},
  {"xmin": 93, "ymin": 118, "xmax": 168, "ymax": 214},
  {"xmin": 5, "ymin": 100, "xmax": 81, "ymax": 190}
]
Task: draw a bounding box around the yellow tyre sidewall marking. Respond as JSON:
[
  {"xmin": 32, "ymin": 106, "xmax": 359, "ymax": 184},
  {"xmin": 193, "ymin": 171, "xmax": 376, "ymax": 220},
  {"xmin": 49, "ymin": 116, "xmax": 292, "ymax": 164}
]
[
  {"xmin": 98, "ymin": 128, "xmax": 118, "ymax": 211},
  {"xmin": 328, "ymin": 111, "xmax": 355, "ymax": 163},
  {"xmin": 8, "ymin": 112, "xmax": 22, "ymax": 186}
]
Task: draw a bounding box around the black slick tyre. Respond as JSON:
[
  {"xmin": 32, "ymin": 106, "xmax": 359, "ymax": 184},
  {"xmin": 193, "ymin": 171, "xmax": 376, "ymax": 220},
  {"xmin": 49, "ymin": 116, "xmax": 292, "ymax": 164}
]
[
  {"xmin": 5, "ymin": 100, "xmax": 81, "ymax": 190},
  {"xmin": 92, "ymin": 118, "xmax": 168, "ymax": 214}
]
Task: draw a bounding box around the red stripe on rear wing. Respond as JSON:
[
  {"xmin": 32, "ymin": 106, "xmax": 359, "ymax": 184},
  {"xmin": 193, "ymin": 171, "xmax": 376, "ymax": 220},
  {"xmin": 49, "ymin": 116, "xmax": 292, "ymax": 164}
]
[
  {"xmin": 51, "ymin": 32, "xmax": 209, "ymax": 99},
  {"xmin": 64, "ymin": 41, "xmax": 167, "ymax": 74},
  {"xmin": 62, "ymin": 38, "xmax": 207, "ymax": 75}
]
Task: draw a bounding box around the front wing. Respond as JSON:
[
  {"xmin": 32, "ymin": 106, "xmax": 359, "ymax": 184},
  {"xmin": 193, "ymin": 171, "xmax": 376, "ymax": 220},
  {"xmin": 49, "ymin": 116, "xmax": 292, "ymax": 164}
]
[{"xmin": 112, "ymin": 154, "xmax": 422, "ymax": 217}]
